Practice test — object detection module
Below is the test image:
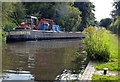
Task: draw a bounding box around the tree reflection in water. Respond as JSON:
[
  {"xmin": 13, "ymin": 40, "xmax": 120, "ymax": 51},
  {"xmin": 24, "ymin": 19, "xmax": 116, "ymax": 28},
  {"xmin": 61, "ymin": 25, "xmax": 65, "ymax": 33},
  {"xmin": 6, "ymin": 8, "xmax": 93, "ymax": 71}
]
[{"xmin": 2, "ymin": 40, "xmax": 87, "ymax": 80}]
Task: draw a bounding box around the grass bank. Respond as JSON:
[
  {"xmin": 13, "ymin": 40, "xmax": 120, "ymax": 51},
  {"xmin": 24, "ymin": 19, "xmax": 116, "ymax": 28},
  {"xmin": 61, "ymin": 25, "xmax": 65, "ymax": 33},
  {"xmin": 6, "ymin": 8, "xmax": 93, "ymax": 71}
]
[
  {"xmin": 82, "ymin": 26, "xmax": 119, "ymax": 81},
  {"xmin": 92, "ymin": 74, "xmax": 120, "ymax": 81}
]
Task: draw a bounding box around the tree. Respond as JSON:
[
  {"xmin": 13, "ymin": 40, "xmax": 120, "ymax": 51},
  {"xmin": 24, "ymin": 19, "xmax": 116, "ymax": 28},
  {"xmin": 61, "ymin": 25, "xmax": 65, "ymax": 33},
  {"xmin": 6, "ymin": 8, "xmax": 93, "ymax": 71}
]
[
  {"xmin": 2, "ymin": 2, "xmax": 26, "ymax": 31},
  {"xmin": 2, "ymin": 2, "xmax": 17, "ymax": 31},
  {"xmin": 74, "ymin": 2, "xmax": 95, "ymax": 31},
  {"xmin": 23, "ymin": 2, "xmax": 82, "ymax": 31},
  {"xmin": 110, "ymin": 0, "xmax": 120, "ymax": 35},
  {"xmin": 2, "ymin": 2, "xmax": 16, "ymax": 25},
  {"xmin": 23, "ymin": 2, "xmax": 56, "ymax": 19},
  {"xmin": 12, "ymin": 2, "xmax": 26, "ymax": 25},
  {"xmin": 112, "ymin": 1, "xmax": 120, "ymax": 16},
  {"xmin": 53, "ymin": 3, "xmax": 82, "ymax": 31},
  {"xmin": 99, "ymin": 18, "xmax": 112, "ymax": 29}
]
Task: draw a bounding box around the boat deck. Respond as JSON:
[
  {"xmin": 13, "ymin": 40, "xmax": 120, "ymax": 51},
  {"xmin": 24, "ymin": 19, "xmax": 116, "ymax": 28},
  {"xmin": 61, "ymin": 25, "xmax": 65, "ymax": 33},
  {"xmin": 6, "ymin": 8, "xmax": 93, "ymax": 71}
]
[{"xmin": 6, "ymin": 30, "xmax": 85, "ymax": 42}]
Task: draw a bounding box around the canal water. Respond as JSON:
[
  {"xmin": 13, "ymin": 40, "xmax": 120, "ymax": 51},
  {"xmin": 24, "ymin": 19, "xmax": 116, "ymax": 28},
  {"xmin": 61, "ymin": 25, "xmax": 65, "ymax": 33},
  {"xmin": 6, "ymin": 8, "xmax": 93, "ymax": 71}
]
[{"xmin": 1, "ymin": 39, "xmax": 87, "ymax": 81}]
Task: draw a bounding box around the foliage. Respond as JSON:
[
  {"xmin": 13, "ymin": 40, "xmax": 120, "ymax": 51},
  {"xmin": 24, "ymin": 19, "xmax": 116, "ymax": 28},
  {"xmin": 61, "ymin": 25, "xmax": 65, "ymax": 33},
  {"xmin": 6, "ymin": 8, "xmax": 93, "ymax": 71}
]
[
  {"xmin": 92, "ymin": 74, "xmax": 120, "ymax": 81},
  {"xmin": 2, "ymin": 2, "xmax": 25, "ymax": 30},
  {"xmin": 23, "ymin": 2, "xmax": 54, "ymax": 19},
  {"xmin": 53, "ymin": 3, "xmax": 82, "ymax": 31},
  {"xmin": 91, "ymin": 20, "xmax": 100, "ymax": 26},
  {"xmin": 112, "ymin": 1, "xmax": 120, "ymax": 16},
  {"xmin": 2, "ymin": 2, "xmax": 95, "ymax": 31},
  {"xmin": 2, "ymin": 2, "xmax": 16, "ymax": 26},
  {"xmin": 100, "ymin": 18, "xmax": 112, "ymax": 29},
  {"xmin": 82, "ymin": 26, "xmax": 118, "ymax": 62},
  {"xmin": 23, "ymin": 2, "xmax": 82, "ymax": 31},
  {"xmin": 95, "ymin": 62, "xmax": 119, "ymax": 71},
  {"xmin": 74, "ymin": 2, "xmax": 95, "ymax": 31},
  {"xmin": 0, "ymin": 29, "xmax": 6, "ymax": 40},
  {"xmin": 0, "ymin": 29, "xmax": 2, "ymax": 40},
  {"xmin": 11, "ymin": 2, "xmax": 26, "ymax": 25},
  {"xmin": 110, "ymin": 16, "xmax": 120, "ymax": 35},
  {"xmin": 110, "ymin": 1, "xmax": 120, "ymax": 35},
  {"xmin": 3, "ymin": 21, "xmax": 17, "ymax": 31}
]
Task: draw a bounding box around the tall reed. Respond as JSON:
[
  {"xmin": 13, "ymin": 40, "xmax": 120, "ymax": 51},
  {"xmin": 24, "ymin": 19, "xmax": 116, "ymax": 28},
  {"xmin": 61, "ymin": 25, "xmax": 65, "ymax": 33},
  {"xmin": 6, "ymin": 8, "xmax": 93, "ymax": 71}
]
[{"xmin": 82, "ymin": 26, "xmax": 118, "ymax": 62}]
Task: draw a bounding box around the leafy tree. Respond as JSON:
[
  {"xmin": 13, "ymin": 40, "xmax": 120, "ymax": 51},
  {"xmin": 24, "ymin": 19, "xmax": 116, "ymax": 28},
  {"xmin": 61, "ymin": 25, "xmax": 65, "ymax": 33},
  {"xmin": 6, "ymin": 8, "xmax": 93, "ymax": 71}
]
[
  {"xmin": 23, "ymin": 2, "xmax": 82, "ymax": 31},
  {"xmin": 12, "ymin": 2, "xmax": 26, "ymax": 25},
  {"xmin": 2, "ymin": 2, "xmax": 16, "ymax": 26},
  {"xmin": 100, "ymin": 18, "xmax": 112, "ymax": 29},
  {"xmin": 2, "ymin": 2, "xmax": 26, "ymax": 31},
  {"xmin": 110, "ymin": 0, "xmax": 120, "ymax": 35},
  {"xmin": 112, "ymin": 1, "xmax": 120, "ymax": 16},
  {"xmin": 110, "ymin": 16, "xmax": 120, "ymax": 34},
  {"xmin": 53, "ymin": 3, "xmax": 82, "ymax": 31},
  {"xmin": 2, "ymin": 2, "xmax": 17, "ymax": 31},
  {"xmin": 91, "ymin": 20, "xmax": 100, "ymax": 26},
  {"xmin": 74, "ymin": 2, "xmax": 95, "ymax": 31},
  {"xmin": 23, "ymin": 2, "xmax": 56, "ymax": 19}
]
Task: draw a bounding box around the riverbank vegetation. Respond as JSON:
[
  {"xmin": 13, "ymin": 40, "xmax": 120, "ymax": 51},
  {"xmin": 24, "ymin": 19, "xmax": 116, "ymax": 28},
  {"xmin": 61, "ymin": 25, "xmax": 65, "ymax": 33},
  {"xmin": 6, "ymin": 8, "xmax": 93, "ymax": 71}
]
[
  {"xmin": 82, "ymin": 26, "xmax": 119, "ymax": 81},
  {"xmin": 82, "ymin": 26, "xmax": 118, "ymax": 62},
  {"xmin": 81, "ymin": 1, "xmax": 120, "ymax": 80},
  {"xmin": 99, "ymin": 1, "xmax": 120, "ymax": 36}
]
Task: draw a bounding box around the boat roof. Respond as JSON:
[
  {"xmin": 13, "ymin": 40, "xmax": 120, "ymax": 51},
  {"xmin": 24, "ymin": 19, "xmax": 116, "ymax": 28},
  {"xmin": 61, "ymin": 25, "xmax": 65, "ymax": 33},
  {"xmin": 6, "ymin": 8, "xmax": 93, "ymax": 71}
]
[{"xmin": 25, "ymin": 16, "xmax": 37, "ymax": 19}]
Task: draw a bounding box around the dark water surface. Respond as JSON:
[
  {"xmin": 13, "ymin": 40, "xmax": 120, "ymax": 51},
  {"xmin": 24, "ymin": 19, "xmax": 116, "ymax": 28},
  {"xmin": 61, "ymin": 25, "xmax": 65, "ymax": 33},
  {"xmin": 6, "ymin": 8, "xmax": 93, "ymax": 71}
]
[{"xmin": 2, "ymin": 39, "xmax": 85, "ymax": 80}]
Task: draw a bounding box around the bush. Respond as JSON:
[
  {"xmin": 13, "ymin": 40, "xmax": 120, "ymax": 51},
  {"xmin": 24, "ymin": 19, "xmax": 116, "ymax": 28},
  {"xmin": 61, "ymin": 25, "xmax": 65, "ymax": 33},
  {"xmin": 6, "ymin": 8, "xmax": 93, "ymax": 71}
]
[
  {"xmin": 3, "ymin": 21, "xmax": 17, "ymax": 31},
  {"xmin": 0, "ymin": 29, "xmax": 6, "ymax": 40},
  {"xmin": 82, "ymin": 26, "xmax": 118, "ymax": 62}
]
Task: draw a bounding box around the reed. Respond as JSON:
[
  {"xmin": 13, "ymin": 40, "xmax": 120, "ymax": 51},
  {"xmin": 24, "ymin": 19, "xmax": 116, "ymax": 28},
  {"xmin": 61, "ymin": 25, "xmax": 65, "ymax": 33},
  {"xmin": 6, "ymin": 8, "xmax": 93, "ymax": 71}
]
[{"xmin": 82, "ymin": 26, "xmax": 118, "ymax": 62}]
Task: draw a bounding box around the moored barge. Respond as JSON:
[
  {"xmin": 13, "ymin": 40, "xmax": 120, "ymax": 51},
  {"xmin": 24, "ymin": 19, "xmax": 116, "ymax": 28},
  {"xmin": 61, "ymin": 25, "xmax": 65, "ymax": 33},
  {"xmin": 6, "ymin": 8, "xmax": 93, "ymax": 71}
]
[
  {"xmin": 6, "ymin": 30, "xmax": 85, "ymax": 42},
  {"xmin": 6, "ymin": 16, "xmax": 85, "ymax": 42}
]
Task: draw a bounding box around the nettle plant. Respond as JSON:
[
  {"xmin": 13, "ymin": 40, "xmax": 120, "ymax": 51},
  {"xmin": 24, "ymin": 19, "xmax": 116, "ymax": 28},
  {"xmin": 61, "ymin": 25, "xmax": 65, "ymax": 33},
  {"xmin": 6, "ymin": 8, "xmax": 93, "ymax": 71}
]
[{"xmin": 82, "ymin": 26, "xmax": 118, "ymax": 62}]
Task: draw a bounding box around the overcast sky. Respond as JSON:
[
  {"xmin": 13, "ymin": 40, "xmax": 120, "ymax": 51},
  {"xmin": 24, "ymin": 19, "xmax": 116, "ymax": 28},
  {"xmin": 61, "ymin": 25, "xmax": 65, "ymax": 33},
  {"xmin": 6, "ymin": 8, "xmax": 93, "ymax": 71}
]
[{"xmin": 90, "ymin": 0, "xmax": 114, "ymax": 21}]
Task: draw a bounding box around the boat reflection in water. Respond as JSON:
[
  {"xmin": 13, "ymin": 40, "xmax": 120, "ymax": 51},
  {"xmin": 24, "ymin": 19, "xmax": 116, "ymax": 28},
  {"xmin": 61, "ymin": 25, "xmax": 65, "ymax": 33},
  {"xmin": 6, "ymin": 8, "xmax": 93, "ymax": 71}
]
[{"xmin": 2, "ymin": 39, "xmax": 86, "ymax": 80}]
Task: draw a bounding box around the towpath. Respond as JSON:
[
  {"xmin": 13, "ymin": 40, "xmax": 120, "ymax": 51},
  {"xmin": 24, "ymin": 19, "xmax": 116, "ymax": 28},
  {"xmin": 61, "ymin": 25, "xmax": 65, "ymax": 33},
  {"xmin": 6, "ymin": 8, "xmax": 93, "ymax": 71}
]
[{"xmin": 80, "ymin": 61, "xmax": 95, "ymax": 81}]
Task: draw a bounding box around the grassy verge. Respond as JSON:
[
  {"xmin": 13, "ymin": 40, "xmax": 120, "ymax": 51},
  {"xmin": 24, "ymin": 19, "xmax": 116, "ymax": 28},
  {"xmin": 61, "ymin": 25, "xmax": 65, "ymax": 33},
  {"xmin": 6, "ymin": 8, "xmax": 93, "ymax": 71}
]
[
  {"xmin": 95, "ymin": 62, "xmax": 119, "ymax": 71},
  {"xmin": 82, "ymin": 26, "xmax": 119, "ymax": 81},
  {"xmin": 93, "ymin": 34, "xmax": 119, "ymax": 81},
  {"xmin": 92, "ymin": 74, "xmax": 120, "ymax": 81}
]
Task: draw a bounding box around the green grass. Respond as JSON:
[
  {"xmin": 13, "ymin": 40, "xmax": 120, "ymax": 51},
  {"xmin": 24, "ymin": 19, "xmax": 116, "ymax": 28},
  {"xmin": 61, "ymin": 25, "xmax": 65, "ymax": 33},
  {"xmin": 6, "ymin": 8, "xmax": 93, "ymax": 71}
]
[
  {"xmin": 92, "ymin": 74, "xmax": 120, "ymax": 81},
  {"xmin": 95, "ymin": 62, "xmax": 119, "ymax": 71}
]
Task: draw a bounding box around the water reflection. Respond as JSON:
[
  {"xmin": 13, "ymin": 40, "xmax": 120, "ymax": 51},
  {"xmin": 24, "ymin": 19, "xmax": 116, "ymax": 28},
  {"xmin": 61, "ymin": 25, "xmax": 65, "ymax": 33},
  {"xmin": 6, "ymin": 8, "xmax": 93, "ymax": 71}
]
[{"xmin": 2, "ymin": 39, "xmax": 84, "ymax": 80}]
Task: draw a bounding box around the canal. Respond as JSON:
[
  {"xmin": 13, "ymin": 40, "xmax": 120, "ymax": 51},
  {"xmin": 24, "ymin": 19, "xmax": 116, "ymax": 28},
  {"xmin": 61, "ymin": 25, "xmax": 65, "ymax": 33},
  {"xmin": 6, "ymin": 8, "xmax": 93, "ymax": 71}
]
[{"xmin": 2, "ymin": 39, "xmax": 87, "ymax": 80}]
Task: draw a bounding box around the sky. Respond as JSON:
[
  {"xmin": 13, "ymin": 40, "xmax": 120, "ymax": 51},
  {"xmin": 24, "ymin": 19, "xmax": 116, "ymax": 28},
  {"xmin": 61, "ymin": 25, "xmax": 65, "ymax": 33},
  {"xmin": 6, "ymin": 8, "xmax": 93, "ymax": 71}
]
[{"xmin": 90, "ymin": 0, "xmax": 114, "ymax": 21}]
